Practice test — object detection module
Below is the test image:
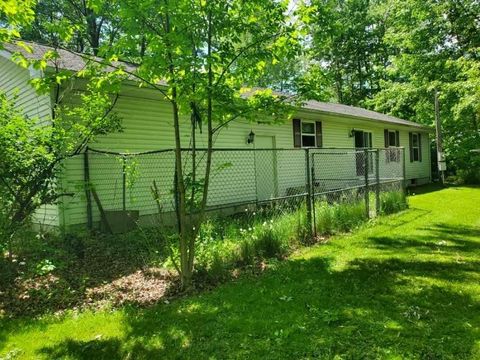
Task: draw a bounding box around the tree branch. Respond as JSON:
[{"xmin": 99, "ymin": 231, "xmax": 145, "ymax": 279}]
[
  {"xmin": 214, "ymin": 31, "xmax": 286, "ymax": 88},
  {"xmin": 72, "ymin": 93, "xmax": 120, "ymax": 156},
  {"xmin": 53, "ymin": 44, "xmax": 171, "ymax": 100}
]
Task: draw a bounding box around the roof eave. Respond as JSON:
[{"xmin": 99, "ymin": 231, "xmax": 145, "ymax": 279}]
[{"xmin": 298, "ymin": 106, "xmax": 434, "ymax": 132}]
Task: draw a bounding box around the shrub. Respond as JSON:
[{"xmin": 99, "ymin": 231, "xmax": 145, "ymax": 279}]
[
  {"xmin": 35, "ymin": 259, "xmax": 56, "ymax": 276},
  {"xmin": 194, "ymin": 219, "xmax": 237, "ymax": 280},
  {"xmin": 457, "ymin": 169, "xmax": 480, "ymax": 185},
  {"xmin": 195, "ymin": 250, "xmax": 231, "ymax": 284},
  {"xmin": 380, "ymin": 191, "xmax": 408, "ymax": 215}
]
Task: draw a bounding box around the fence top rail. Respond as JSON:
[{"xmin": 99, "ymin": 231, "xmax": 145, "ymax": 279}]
[
  {"xmin": 311, "ymin": 147, "xmax": 405, "ymax": 152},
  {"xmin": 86, "ymin": 147, "xmax": 174, "ymax": 156},
  {"xmin": 86, "ymin": 146, "xmax": 405, "ymax": 156}
]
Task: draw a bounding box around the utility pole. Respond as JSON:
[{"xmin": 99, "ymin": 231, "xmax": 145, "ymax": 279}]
[{"xmin": 434, "ymin": 88, "xmax": 446, "ymax": 184}]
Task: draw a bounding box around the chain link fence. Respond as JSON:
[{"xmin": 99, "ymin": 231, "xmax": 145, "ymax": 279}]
[{"xmin": 82, "ymin": 147, "xmax": 405, "ymax": 236}]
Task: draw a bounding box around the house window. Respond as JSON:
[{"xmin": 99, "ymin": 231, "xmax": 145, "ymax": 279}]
[
  {"xmin": 412, "ymin": 133, "xmax": 420, "ymax": 161},
  {"xmin": 388, "ymin": 130, "xmax": 399, "ymax": 147},
  {"xmin": 293, "ymin": 119, "xmax": 322, "ymax": 148},
  {"xmin": 354, "ymin": 130, "xmax": 373, "ymax": 149},
  {"xmin": 301, "ymin": 121, "xmax": 316, "ymax": 147},
  {"xmin": 409, "ymin": 132, "xmax": 422, "ymax": 162},
  {"xmin": 354, "ymin": 130, "xmax": 373, "ymax": 176},
  {"xmin": 384, "ymin": 129, "xmax": 400, "ymax": 162}
]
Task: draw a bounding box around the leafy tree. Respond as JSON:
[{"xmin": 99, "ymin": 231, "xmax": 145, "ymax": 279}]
[
  {"xmin": 0, "ymin": 67, "xmax": 124, "ymax": 254},
  {"xmin": 305, "ymin": 0, "xmax": 479, "ymax": 179},
  {"xmin": 2, "ymin": 0, "xmax": 299, "ymax": 288},
  {"xmin": 0, "ymin": 0, "xmax": 36, "ymax": 44},
  {"xmin": 91, "ymin": 0, "xmax": 300, "ymax": 288},
  {"xmin": 1, "ymin": 3, "xmax": 125, "ymax": 253},
  {"xmin": 20, "ymin": 0, "xmax": 122, "ymax": 55},
  {"xmin": 368, "ymin": 0, "xmax": 480, "ymax": 178},
  {"xmin": 307, "ymin": 0, "xmax": 391, "ymax": 105}
]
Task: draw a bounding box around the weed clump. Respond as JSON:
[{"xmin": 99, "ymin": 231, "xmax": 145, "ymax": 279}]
[
  {"xmin": 315, "ymin": 200, "xmax": 366, "ymax": 235},
  {"xmin": 380, "ymin": 191, "xmax": 408, "ymax": 215}
]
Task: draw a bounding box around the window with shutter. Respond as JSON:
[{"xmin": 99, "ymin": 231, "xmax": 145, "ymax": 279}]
[
  {"xmin": 293, "ymin": 119, "xmax": 322, "ymax": 148},
  {"xmin": 410, "ymin": 132, "xmax": 421, "ymax": 162},
  {"xmin": 353, "ymin": 130, "xmax": 373, "ymax": 176},
  {"xmin": 301, "ymin": 122, "xmax": 316, "ymax": 147},
  {"xmin": 385, "ymin": 129, "xmax": 400, "ymax": 162}
]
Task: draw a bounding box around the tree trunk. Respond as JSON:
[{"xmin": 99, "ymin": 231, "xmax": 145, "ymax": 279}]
[
  {"xmin": 163, "ymin": 2, "xmax": 193, "ymax": 289},
  {"xmin": 187, "ymin": 9, "xmax": 214, "ymax": 275}
]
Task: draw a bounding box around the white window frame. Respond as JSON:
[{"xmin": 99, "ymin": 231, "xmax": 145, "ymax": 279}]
[
  {"xmin": 411, "ymin": 132, "xmax": 420, "ymax": 162},
  {"xmin": 386, "ymin": 129, "xmax": 401, "ymax": 163},
  {"xmin": 387, "ymin": 130, "xmax": 399, "ymax": 147},
  {"xmin": 300, "ymin": 120, "xmax": 316, "ymax": 148},
  {"xmin": 363, "ymin": 131, "xmax": 373, "ymax": 148},
  {"xmin": 354, "ymin": 130, "xmax": 374, "ymax": 176}
]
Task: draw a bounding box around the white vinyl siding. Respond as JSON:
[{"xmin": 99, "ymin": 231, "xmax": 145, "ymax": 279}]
[
  {"xmin": 59, "ymin": 84, "xmax": 431, "ymax": 227},
  {"xmin": 0, "ymin": 54, "xmax": 58, "ymax": 227}
]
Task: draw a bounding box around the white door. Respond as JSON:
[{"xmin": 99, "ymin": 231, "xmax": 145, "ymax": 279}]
[{"xmin": 254, "ymin": 136, "xmax": 278, "ymax": 201}]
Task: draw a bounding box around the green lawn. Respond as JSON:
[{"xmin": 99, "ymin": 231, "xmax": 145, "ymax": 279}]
[{"xmin": 2, "ymin": 185, "xmax": 480, "ymax": 359}]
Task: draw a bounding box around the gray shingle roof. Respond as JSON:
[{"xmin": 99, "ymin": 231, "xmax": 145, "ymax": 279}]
[
  {"xmin": 3, "ymin": 41, "xmax": 431, "ymax": 131},
  {"xmin": 302, "ymin": 100, "xmax": 430, "ymax": 130},
  {"xmin": 3, "ymin": 42, "xmax": 137, "ymax": 74}
]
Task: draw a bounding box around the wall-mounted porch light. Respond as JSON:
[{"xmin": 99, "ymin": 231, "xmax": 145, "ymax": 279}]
[
  {"xmin": 349, "ymin": 129, "xmax": 356, "ymax": 138},
  {"xmin": 247, "ymin": 130, "xmax": 255, "ymax": 144}
]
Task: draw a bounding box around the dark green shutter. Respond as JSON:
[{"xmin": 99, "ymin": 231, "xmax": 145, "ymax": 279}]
[
  {"xmin": 384, "ymin": 129, "xmax": 389, "ymax": 147},
  {"xmin": 409, "ymin": 132, "xmax": 414, "ymax": 162},
  {"xmin": 315, "ymin": 121, "xmax": 322, "ymax": 148},
  {"xmin": 293, "ymin": 119, "xmax": 301, "ymax": 148},
  {"xmin": 395, "ymin": 131, "xmax": 400, "ymax": 146},
  {"xmin": 418, "ymin": 133, "xmax": 422, "ymax": 161}
]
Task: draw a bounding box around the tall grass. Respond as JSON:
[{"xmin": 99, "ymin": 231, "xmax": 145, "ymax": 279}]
[
  {"xmin": 178, "ymin": 191, "xmax": 407, "ymax": 283},
  {"xmin": 194, "ymin": 203, "xmax": 308, "ymax": 280},
  {"xmin": 315, "ymin": 200, "xmax": 366, "ymax": 235},
  {"xmin": 380, "ymin": 190, "xmax": 408, "ymax": 215},
  {"xmin": 196, "ymin": 190, "xmax": 409, "ymax": 282}
]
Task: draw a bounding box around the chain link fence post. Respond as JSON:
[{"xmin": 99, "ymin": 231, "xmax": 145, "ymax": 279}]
[
  {"xmin": 364, "ymin": 148, "xmax": 370, "ymax": 219},
  {"xmin": 402, "ymin": 147, "xmax": 407, "ymax": 194},
  {"xmin": 375, "ymin": 149, "xmax": 380, "ymax": 216},
  {"xmin": 83, "ymin": 146, "xmax": 93, "ymax": 230},
  {"xmin": 305, "ymin": 148, "xmax": 313, "ymax": 239},
  {"xmin": 311, "ymin": 152, "xmax": 317, "ymax": 238},
  {"xmin": 122, "ymin": 155, "xmax": 127, "ymax": 211}
]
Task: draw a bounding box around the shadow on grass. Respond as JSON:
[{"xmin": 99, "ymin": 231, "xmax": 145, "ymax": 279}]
[
  {"xmin": 0, "ymin": 228, "xmax": 172, "ymax": 318},
  {"xmin": 40, "ymin": 338, "xmax": 124, "ymax": 360},
  {"xmin": 37, "ymin": 254, "xmax": 480, "ymax": 359},
  {"xmin": 369, "ymin": 222, "xmax": 480, "ymax": 255},
  {"xmin": 409, "ymin": 183, "xmax": 480, "ymax": 196},
  {"xmin": 373, "ymin": 207, "xmax": 432, "ymax": 231},
  {"xmin": 406, "ymin": 183, "xmax": 444, "ymax": 195},
  {"xmin": 427, "ymin": 223, "xmax": 480, "ymax": 240}
]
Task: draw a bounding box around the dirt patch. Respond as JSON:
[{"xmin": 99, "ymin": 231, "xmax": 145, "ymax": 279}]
[
  {"xmin": 85, "ymin": 267, "xmax": 178, "ymax": 308},
  {"xmin": 0, "ymin": 267, "xmax": 178, "ymax": 318}
]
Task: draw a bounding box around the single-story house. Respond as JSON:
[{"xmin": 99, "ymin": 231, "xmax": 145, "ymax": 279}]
[{"xmin": 0, "ymin": 43, "xmax": 433, "ymax": 229}]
